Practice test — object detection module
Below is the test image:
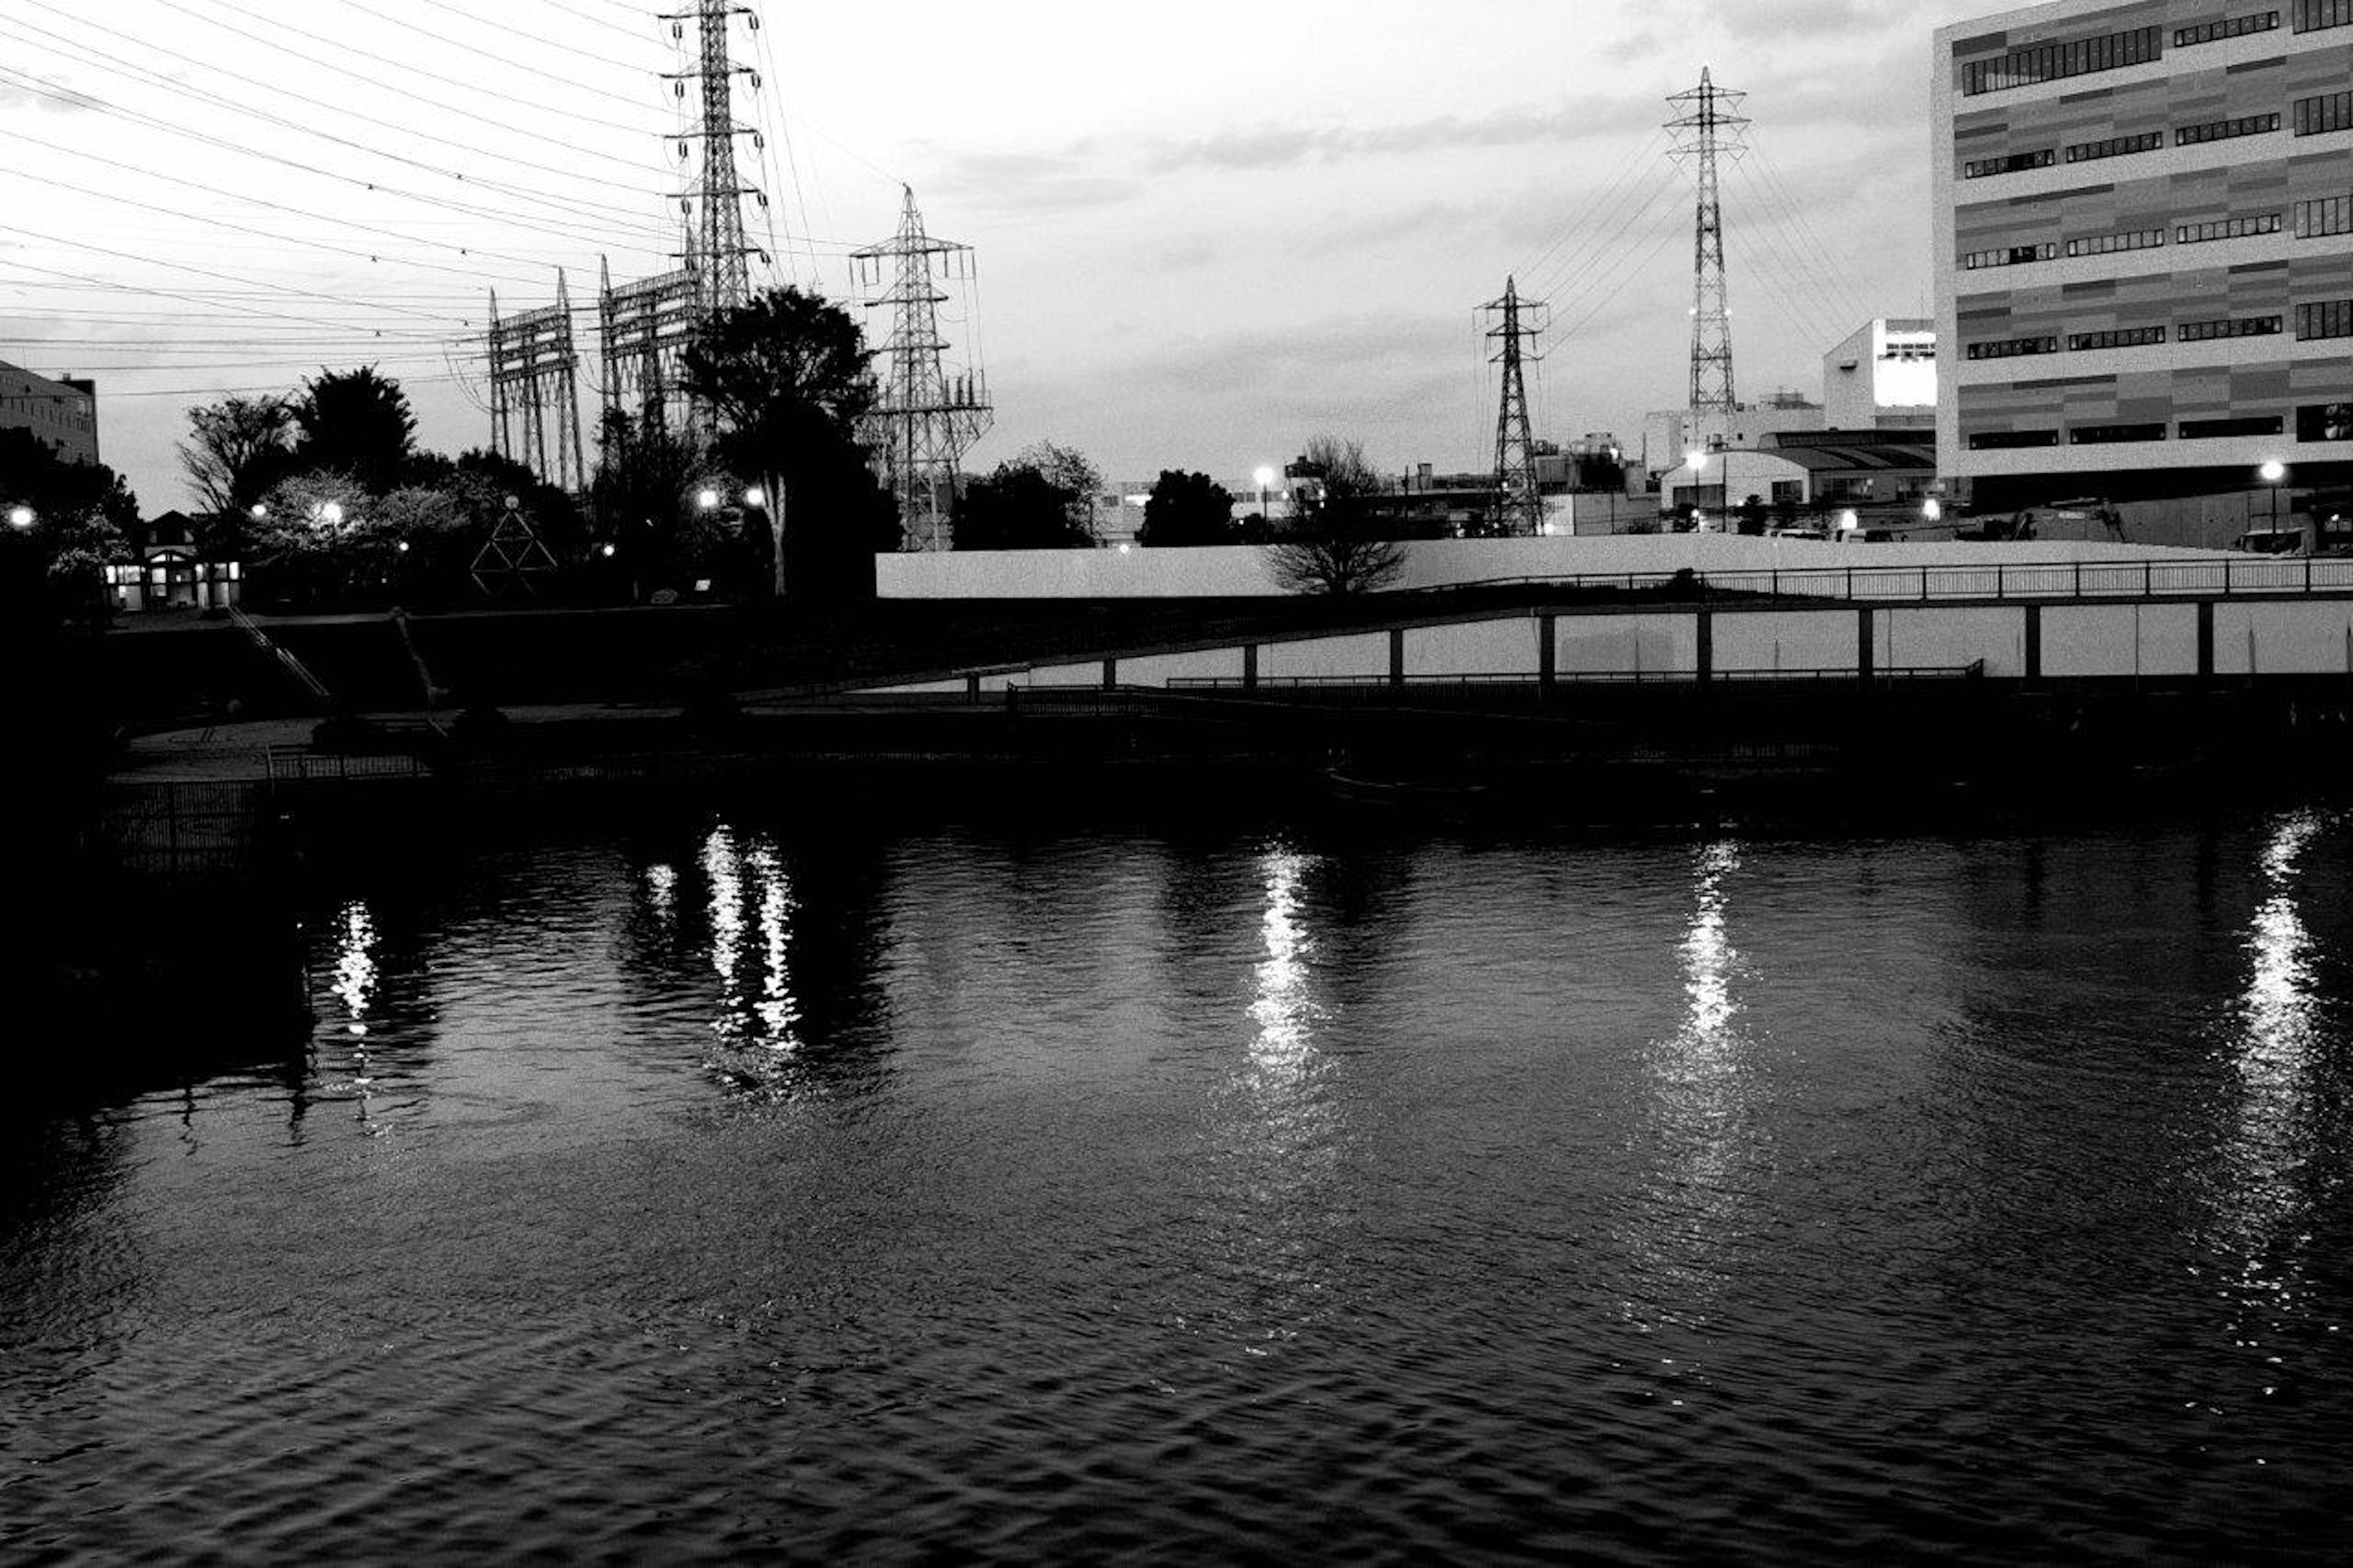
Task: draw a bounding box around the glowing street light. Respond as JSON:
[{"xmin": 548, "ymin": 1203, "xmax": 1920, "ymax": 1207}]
[
  {"xmin": 1922, "ymin": 497, "xmax": 1944, "ymax": 523},
  {"xmin": 249, "ymin": 502, "xmax": 268, "ymax": 520},
  {"xmin": 601, "ymin": 542, "xmax": 617, "ymax": 558},
  {"xmin": 316, "ymin": 501, "xmax": 344, "ymax": 526},
  {"xmin": 2259, "ymin": 459, "xmax": 2287, "ymax": 532},
  {"xmin": 1254, "ymin": 465, "xmax": 1276, "ymax": 517},
  {"xmin": 696, "ymin": 487, "xmax": 722, "ymax": 512},
  {"xmin": 740, "ymin": 485, "xmax": 766, "ymax": 509},
  {"xmin": 6, "ymin": 504, "xmax": 32, "ymax": 529}
]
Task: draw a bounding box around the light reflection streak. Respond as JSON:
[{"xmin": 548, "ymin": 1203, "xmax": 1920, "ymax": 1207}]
[
  {"xmin": 327, "ymin": 900, "xmax": 384, "ymax": 1131},
  {"xmin": 2218, "ymin": 810, "xmax": 2325, "ymax": 1248},
  {"xmin": 1205, "ymin": 845, "xmax": 1342, "ymax": 1357},
  {"xmin": 1247, "ymin": 847, "xmax": 1322, "ymax": 1091},
  {"xmin": 1634, "ymin": 839, "xmax": 1756, "ymax": 1319},
  {"xmin": 697, "ymin": 824, "xmax": 808, "ymax": 1099},
  {"xmin": 645, "ymin": 862, "xmax": 678, "ymax": 928}
]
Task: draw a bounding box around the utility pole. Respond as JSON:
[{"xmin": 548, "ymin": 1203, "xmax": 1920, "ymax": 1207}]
[
  {"xmin": 1482, "ymin": 276, "xmax": 1546, "ymax": 538},
  {"xmin": 852, "ymin": 187, "xmax": 993, "ymax": 551},
  {"xmin": 662, "ymin": 0, "xmax": 766, "ymax": 318},
  {"xmin": 1667, "ymin": 67, "xmax": 1749, "ymax": 416}
]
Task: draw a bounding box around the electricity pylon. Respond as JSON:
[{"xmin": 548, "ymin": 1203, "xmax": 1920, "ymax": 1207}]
[
  {"xmin": 852, "ymin": 187, "xmax": 993, "ymax": 551},
  {"xmin": 1666, "ymin": 67, "xmax": 1749, "ymax": 415},
  {"xmin": 1483, "ymin": 276, "xmax": 1546, "ymax": 538},
  {"xmin": 662, "ymin": 0, "xmax": 767, "ymax": 317}
]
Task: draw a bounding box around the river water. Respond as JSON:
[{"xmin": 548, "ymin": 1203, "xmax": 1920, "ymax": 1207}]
[{"xmin": 6, "ymin": 793, "xmax": 2352, "ymax": 1561}]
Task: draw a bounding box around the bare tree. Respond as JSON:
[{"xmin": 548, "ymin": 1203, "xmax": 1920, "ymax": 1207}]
[
  {"xmin": 1267, "ymin": 435, "xmax": 1408, "ymax": 596},
  {"xmin": 177, "ymin": 395, "xmax": 294, "ymax": 515}
]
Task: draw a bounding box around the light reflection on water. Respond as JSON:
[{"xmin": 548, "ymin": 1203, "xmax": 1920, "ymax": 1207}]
[
  {"xmin": 1631, "ymin": 839, "xmax": 1760, "ymax": 1322},
  {"xmin": 2210, "ymin": 809, "xmax": 2337, "ymax": 1421},
  {"xmin": 11, "ymin": 809, "xmax": 2353, "ymax": 1561}
]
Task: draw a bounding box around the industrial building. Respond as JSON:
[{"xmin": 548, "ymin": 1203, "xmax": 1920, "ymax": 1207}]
[
  {"xmin": 1932, "ymin": 0, "xmax": 2353, "ymax": 520},
  {"xmin": 1, "ymin": 358, "xmax": 99, "ymax": 466}
]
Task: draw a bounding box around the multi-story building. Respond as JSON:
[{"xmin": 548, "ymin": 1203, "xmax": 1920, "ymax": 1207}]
[
  {"xmin": 1933, "ymin": 0, "xmax": 2353, "ymax": 514},
  {"xmin": 1, "ymin": 359, "xmax": 99, "ymax": 466},
  {"xmin": 1823, "ymin": 319, "xmax": 1939, "ymax": 430}
]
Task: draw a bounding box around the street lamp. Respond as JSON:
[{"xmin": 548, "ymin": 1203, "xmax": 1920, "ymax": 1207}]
[
  {"xmin": 1254, "ymin": 465, "xmax": 1276, "ymax": 519},
  {"xmin": 697, "ymin": 487, "xmax": 721, "ymax": 512},
  {"xmin": 1922, "ymin": 497, "xmax": 1943, "ymax": 523},
  {"xmin": 6, "ymin": 504, "xmax": 32, "ymax": 529},
  {"xmin": 2259, "ymin": 460, "xmax": 2287, "ymax": 532},
  {"xmin": 249, "ymin": 503, "xmax": 268, "ymax": 521},
  {"xmin": 741, "ymin": 485, "xmax": 766, "ymax": 509}
]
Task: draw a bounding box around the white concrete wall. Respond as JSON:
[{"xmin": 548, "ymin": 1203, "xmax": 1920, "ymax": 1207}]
[
  {"xmin": 2215, "ymin": 602, "xmax": 2353, "ymax": 678},
  {"xmin": 875, "ymin": 533, "xmax": 2240, "ymax": 600},
  {"xmin": 1264, "ymin": 632, "xmax": 1390, "ymax": 681},
  {"xmin": 1403, "ymin": 620, "xmax": 1539, "ymax": 678},
  {"xmin": 1715, "ymin": 611, "xmax": 1860, "ymax": 675},
  {"xmin": 1883, "ymin": 606, "xmax": 2033, "ymax": 678},
  {"xmin": 1118, "ymin": 648, "xmax": 1245, "ymax": 686},
  {"xmin": 1556, "ymin": 613, "xmax": 1697, "ymax": 677},
  {"xmin": 2042, "ymin": 604, "xmax": 2200, "ymax": 679}
]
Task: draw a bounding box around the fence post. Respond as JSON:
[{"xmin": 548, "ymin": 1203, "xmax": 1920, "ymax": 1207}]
[
  {"xmin": 2144, "ymin": 562, "xmax": 2152, "ymax": 598},
  {"xmin": 2074, "ymin": 561, "xmax": 2083, "ymax": 599},
  {"xmin": 1996, "ymin": 564, "xmax": 2005, "ymax": 599}
]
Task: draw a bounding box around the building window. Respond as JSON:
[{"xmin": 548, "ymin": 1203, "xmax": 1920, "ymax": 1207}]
[
  {"xmin": 1961, "ymin": 243, "xmax": 2058, "ymax": 269},
  {"xmin": 2067, "ymin": 326, "xmax": 2169, "ymax": 350},
  {"xmin": 1966, "ymin": 335, "xmax": 2063, "ymax": 359},
  {"xmin": 1962, "ymin": 25, "xmax": 2164, "ymax": 96},
  {"xmin": 2177, "ymin": 112, "xmax": 2283, "ymax": 145},
  {"xmin": 2295, "ymin": 299, "xmax": 2353, "ymax": 338},
  {"xmin": 2292, "ymin": 0, "xmax": 2352, "ymax": 31},
  {"xmin": 2064, "ymin": 131, "xmax": 2166, "ymax": 162},
  {"xmin": 2298, "ymin": 401, "xmax": 2353, "ymax": 439},
  {"xmin": 2070, "ymin": 423, "xmax": 2168, "ymax": 444},
  {"xmin": 2180, "ymin": 415, "xmax": 2287, "ymax": 438},
  {"xmin": 2176, "ymin": 11, "xmax": 2282, "ymax": 42},
  {"xmin": 1963, "ymin": 148, "xmax": 2056, "ymax": 178},
  {"xmin": 1968, "ymin": 430, "xmax": 2063, "ymax": 449},
  {"xmin": 2064, "ymin": 227, "xmax": 2167, "ymax": 257},
  {"xmin": 2176, "ymin": 213, "xmax": 2283, "ymax": 243},
  {"xmin": 2294, "ymin": 91, "xmax": 2353, "ymax": 134},
  {"xmin": 2294, "ymin": 195, "xmax": 2353, "ymax": 237},
  {"xmin": 2180, "ymin": 314, "xmax": 2286, "ymax": 339}
]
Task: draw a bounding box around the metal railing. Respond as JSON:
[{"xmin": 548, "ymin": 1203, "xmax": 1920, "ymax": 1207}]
[
  {"xmin": 1408, "ymin": 554, "xmax": 2353, "ymax": 605},
  {"xmin": 1167, "ymin": 662, "xmax": 1984, "ymax": 691}
]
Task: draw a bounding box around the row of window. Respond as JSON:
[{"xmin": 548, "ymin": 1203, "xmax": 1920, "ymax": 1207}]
[
  {"xmin": 2176, "ymin": 11, "xmax": 2279, "ymax": 45},
  {"xmin": 2181, "ymin": 314, "xmax": 2286, "ymax": 339},
  {"xmin": 2066, "ymin": 227, "xmax": 2167, "ymax": 257},
  {"xmin": 1966, "ymin": 403, "xmax": 2352, "ymax": 449},
  {"xmin": 2300, "ymin": 194, "xmax": 2353, "ymax": 235},
  {"xmin": 2300, "ymin": 89, "xmax": 2353, "ymax": 134},
  {"xmin": 2301, "ymin": 298, "xmax": 2353, "ymax": 337},
  {"xmin": 1965, "ymin": 2, "xmax": 2347, "ymax": 99},
  {"xmin": 1963, "ymin": 25, "xmax": 2164, "ymax": 96},
  {"xmin": 1962, "ymin": 199, "xmax": 2352, "ymax": 267},
  {"xmin": 2177, "ymin": 110, "xmax": 2282, "ymax": 145},
  {"xmin": 1965, "ymin": 94, "xmax": 2349, "ymax": 182},
  {"xmin": 1965, "ymin": 303, "xmax": 2349, "ymax": 357},
  {"xmin": 2178, "ymin": 213, "xmax": 2283, "ymax": 243},
  {"xmin": 2065, "ymin": 131, "xmax": 2165, "ymax": 164}
]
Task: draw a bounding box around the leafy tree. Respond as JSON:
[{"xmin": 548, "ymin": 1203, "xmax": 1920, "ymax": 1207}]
[
  {"xmin": 0, "ymin": 428, "xmax": 138, "ymax": 617},
  {"xmin": 954, "ymin": 459, "xmax": 1096, "ymax": 550},
  {"xmin": 1013, "ymin": 440, "xmax": 1101, "ymax": 543},
  {"xmin": 178, "ymin": 394, "xmax": 295, "ymax": 517},
  {"xmin": 246, "ymin": 471, "xmax": 378, "ymax": 609},
  {"xmin": 682, "ymin": 286, "xmax": 893, "ymax": 599},
  {"xmin": 1137, "ymin": 469, "xmax": 1237, "ymax": 547},
  {"xmin": 589, "ymin": 409, "xmax": 729, "ymax": 591},
  {"xmin": 292, "ymin": 367, "xmax": 418, "ymax": 493},
  {"xmin": 1267, "ymin": 436, "xmax": 1408, "ymax": 596}
]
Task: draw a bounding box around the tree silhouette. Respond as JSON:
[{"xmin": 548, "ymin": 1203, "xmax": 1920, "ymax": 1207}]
[
  {"xmin": 292, "ymin": 367, "xmax": 417, "ymax": 493},
  {"xmin": 1267, "ymin": 436, "xmax": 1408, "ymax": 596},
  {"xmin": 1137, "ymin": 469, "xmax": 1236, "ymax": 547}
]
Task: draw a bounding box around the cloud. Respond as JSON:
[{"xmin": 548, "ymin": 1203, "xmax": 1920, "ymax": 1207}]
[
  {"xmin": 940, "ymin": 151, "xmax": 1145, "ymax": 217},
  {"xmin": 1143, "ymin": 94, "xmax": 1670, "ymax": 176}
]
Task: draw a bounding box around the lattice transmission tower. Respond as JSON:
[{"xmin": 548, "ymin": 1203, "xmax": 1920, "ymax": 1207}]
[
  {"xmin": 1665, "ymin": 67, "xmax": 1749, "ymax": 415},
  {"xmin": 1482, "ymin": 276, "xmax": 1547, "ymax": 538},
  {"xmin": 662, "ymin": 0, "xmax": 767, "ymax": 317},
  {"xmin": 852, "ymin": 187, "xmax": 993, "ymax": 552},
  {"xmin": 486, "ymin": 271, "xmax": 587, "ymax": 491}
]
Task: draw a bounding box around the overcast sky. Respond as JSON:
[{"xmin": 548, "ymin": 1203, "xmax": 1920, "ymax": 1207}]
[{"xmin": 1, "ymin": 0, "xmax": 1996, "ymax": 512}]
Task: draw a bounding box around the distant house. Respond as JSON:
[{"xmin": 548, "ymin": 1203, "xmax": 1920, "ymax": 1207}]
[{"xmin": 104, "ymin": 510, "xmax": 242, "ymax": 612}]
